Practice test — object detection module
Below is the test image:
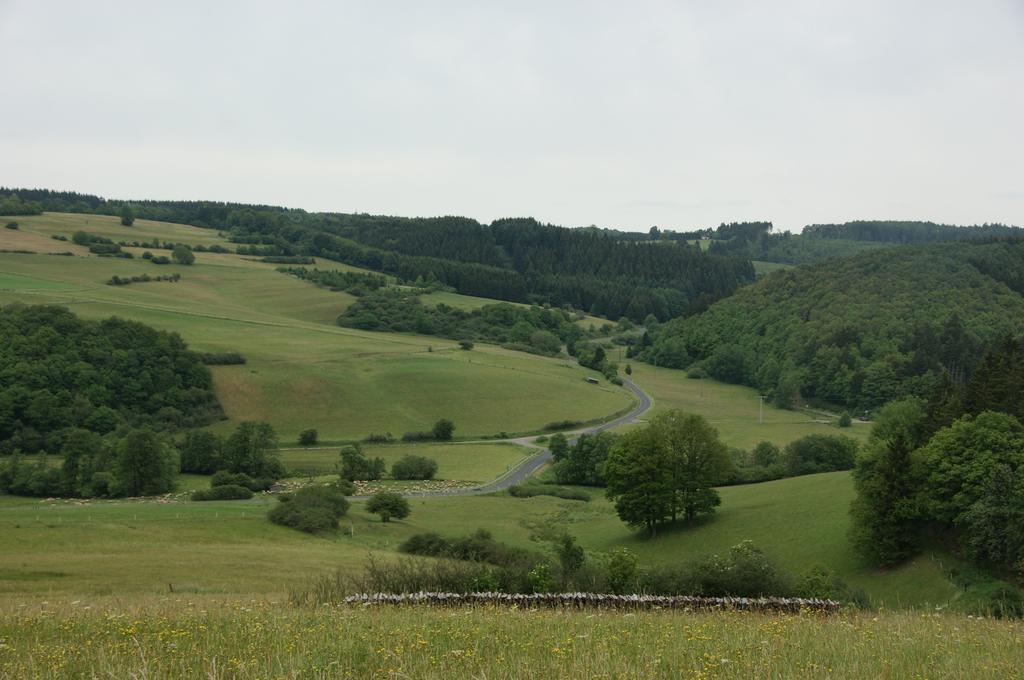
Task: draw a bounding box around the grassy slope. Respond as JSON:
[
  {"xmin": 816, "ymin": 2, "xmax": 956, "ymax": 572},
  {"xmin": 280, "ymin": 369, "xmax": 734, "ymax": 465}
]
[
  {"xmin": 0, "ymin": 472, "xmax": 956, "ymax": 606},
  {"xmin": 0, "ymin": 214, "xmax": 633, "ymax": 441},
  {"xmin": 3, "ymin": 599, "xmax": 1020, "ymax": 679},
  {"xmin": 622, "ymin": 363, "xmax": 870, "ymax": 450}
]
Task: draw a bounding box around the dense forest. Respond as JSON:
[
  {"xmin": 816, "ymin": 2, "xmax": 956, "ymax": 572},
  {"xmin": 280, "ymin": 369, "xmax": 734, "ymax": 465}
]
[
  {"xmin": 642, "ymin": 240, "xmax": 1024, "ymax": 411},
  {"xmin": 0, "ymin": 188, "xmax": 754, "ymax": 322},
  {"xmin": 0, "ymin": 305, "xmax": 221, "ymax": 454}
]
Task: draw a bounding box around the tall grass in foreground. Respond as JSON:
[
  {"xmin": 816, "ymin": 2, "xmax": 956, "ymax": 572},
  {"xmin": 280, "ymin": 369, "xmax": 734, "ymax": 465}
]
[{"xmin": 0, "ymin": 597, "xmax": 1021, "ymax": 678}]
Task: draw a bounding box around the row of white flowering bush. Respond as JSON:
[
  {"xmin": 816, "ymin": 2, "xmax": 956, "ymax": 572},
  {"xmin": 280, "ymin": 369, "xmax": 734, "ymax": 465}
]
[{"xmin": 344, "ymin": 591, "xmax": 842, "ymax": 613}]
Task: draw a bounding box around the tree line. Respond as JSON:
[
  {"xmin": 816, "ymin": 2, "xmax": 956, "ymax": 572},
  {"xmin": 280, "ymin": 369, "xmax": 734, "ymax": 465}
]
[{"xmin": 0, "ymin": 187, "xmax": 754, "ymax": 322}]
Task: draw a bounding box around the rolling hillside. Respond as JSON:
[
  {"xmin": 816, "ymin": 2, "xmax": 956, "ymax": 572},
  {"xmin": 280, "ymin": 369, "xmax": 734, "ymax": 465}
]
[{"xmin": 0, "ymin": 213, "xmax": 634, "ymax": 441}]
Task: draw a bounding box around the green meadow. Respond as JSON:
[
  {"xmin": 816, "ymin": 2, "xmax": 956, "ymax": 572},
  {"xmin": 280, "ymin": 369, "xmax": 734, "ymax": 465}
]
[
  {"xmin": 0, "ymin": 471, "xmax": 957, "ymax": 607},
  {"xmin": 0, "ymin": 214, "xmax": 634, "ymax": 442},
  {"xmin": 620, "ymin": 363, "xmax": 870, "ymax": 451}
]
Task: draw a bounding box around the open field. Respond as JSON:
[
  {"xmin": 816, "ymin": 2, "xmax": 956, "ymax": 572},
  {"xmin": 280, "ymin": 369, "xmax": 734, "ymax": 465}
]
[
  {"xmin": 619, "ymin": 363, "xmax": 870, "ymax": 451},
  {"xmin": 280, "ymin": 442, "xmax": 532, "ymax": 482},
  {"xmin": 0, "ymin": 214, "xmax": 634, "ymax": 441},
  {"xmin": 0, "ymin": 472, "xmax": 956, "ymax": 606},
  {"xmin": 1, "ymin": 598, "xmax": 1020, "ymax": 679}
]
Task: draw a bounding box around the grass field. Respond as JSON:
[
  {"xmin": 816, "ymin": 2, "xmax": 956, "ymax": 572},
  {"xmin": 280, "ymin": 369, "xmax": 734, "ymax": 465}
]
[
  {"xmin": 2, "ymin": 598, "xmax": 1020, "ymax": 679},
  {"xmin": 0, "ymin": 214, "xmax": 634, "ymax": 441},
  {"xmin": 621, "ymin": 363, "xmax": 870, "ymax": 451},
  {"xmin": 0, "ymin": 471, "xmax": 957, "ymax": 607}
]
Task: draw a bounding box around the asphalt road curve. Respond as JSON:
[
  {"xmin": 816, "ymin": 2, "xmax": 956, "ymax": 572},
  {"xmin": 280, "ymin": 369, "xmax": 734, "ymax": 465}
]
[{"xmin": 362, "ymin": 378, "xmax": 652, "ymax": 500}]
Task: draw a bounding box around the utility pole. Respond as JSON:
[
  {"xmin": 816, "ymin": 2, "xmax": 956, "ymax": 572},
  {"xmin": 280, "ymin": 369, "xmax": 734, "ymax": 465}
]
[{"xmin": 758, "ymin": 395, "xmax": 767, "ymax": 424}]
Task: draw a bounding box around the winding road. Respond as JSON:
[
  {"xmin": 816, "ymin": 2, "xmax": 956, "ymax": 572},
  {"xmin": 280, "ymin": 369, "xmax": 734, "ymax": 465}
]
[{"xmin": 358, "ymin": 379, "xmax": 652, "ymax": 500}]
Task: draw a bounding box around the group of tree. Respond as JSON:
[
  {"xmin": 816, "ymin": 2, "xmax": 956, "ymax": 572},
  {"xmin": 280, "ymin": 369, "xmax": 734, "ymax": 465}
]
[
  {"xmin": 0, "ymin": 305, "xmax": 221, "ymax": 455},
  {"xmin": 0, "ymin": 187, "xmax": 754, "ymax": 322},
  {"xmin": 177, "ymin": 422, "xmax": 284, "ymax": 479},
  {"xmin": 0, "ymin": 419, "xmax": 285, "ymax": 500},
  {"xmin": 850, "ymin": 340, "xmax": 1024, "ymax": 575},
  {"xmin": 0, "ymin": 427, "xmax": 179, "ymax": 498},
  {"xmin": 337, "ymin": 444, "xmax": 439, "ymax": 482},
  {"xmin": 726, "ymin": 435, "xmax": 859, "ymax": 485},
  {"xmin": 642, "ymin": 241, "xmax": 1024, "ymax": 411},
  {"xmin": 279, "ymin": 267, "xmax": 387, "ymax": 296},
  {"xmin": 338, "ymin": 291, "xmax": 582, "ymax": 357}
]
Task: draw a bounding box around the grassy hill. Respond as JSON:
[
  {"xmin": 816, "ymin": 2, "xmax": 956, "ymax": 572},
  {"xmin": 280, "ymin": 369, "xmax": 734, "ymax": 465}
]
[
  {"xmin": 0, "ymin": 213, "xmax": 634, "ymax": 442},
  {"xmin": 0, "ymin": 471, "xmax": 957, "ymax": 608}
]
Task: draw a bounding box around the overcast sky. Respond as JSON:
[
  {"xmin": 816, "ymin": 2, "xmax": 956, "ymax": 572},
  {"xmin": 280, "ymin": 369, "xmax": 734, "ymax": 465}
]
[{"xmin": 1, "ymin": 1, "xmax": 1022, "ymax": 232}]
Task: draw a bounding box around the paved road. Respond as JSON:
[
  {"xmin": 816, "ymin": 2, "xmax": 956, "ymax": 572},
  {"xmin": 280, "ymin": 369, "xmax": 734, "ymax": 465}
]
[{"xmin": 353, "ymin": 379, "xmax": 652, "ymax": 500}]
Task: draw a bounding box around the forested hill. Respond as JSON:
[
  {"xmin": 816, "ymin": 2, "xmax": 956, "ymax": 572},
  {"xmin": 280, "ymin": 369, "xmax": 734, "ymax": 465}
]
[
  {"xmin": 0, "ymin": 188, "xmax": 754, "ymax": 322},
  {"xmin": 802, "ymin": 220, "xmax": 1023, "ymax": 243},
  {"xmin": 612, "ymin": 220, "xmax": 1023, "ymax": 266},
  {"xmin": 642, "ymin": 239, "xmax": 1024, "ymax": 411}
]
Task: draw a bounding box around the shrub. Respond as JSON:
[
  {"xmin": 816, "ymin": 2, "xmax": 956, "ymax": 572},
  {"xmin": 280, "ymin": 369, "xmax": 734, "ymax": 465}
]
[
  {"xmin": 199, "ymin": 352, "xmax": 246, "ymax": 365},
  {"xmin": 838, "ymin": 411, "xmax": 852, "ymax": 427},
  {"xmin": 399, "ymin": 529, "xmax": 538, "ymax": 568},
  {"xmin": 151, "ymin": 255, "xmax": 171, "ymax": 265},
  {"xmin": 338, "ymin": 445, "xmax": 386, "ymax": 481},
  {"xmin": 298, "ymin": 429, "xmax": 319, "ymax": 447},
  {"xmin": 363, "ymin": 432, "xmax": 395, "ymax": 443},
  {"xmin": 171, "ymin": 245, "xmax": 195, "ymax": 265},
  {"xmin": 191, "ymin": 484, "xmax": 253, "ymax": 501},
  {"xmin": 268, "ymin": 484, "xmax": 349, "ymax": 533},
  {"xmin": 508, "ymin": 484, "xmax": 590, "ymax": 502},
  {"xmin": 544, "ymin": 420, "xmax": 582, "ymax": 431},
  {"xmin": 4, "ymin": 221, "xmax": 17, "ymax": 229},
  {"xmin": 366, "ymin": 491, "xmax": 411, "ymax": 522},
  {"xmin": 432, "ymin": 419, "xmax": 455, "ymax": 441},
  {"xmin": 401, "ymin": 431, "xmax": 434, "ymax": 442},
  {"xmin": 606, "ymin": 548, "xmax": 639, "ymax": 594},
  {"xmin": 458, "ymin": 340, "xmax": 474, "ymax": 350},
  {"xmin": 391, "ymin": 455, "xmax": 438, "ymax": 480},
  {"xmin": 686, "ymin": 366, "xmax": 708, "ymax": 379},
  {"xmin": 211, "ymin": 470, "xmax": 274, "ymax": 491},
  {"xmin": 88, "ymin": 243, "xmax": 122, "ymax": 255},
  {"xmin": 783, "ymin": 434, "xmax": 858, "ymax": 476}
]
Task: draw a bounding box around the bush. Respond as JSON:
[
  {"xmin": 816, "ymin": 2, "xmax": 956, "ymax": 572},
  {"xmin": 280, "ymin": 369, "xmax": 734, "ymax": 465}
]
[
  {"xmin": 199, "ymin": 352, "xmax": 246, "ymax": 365},
  {"xmin": 191, "ymin": 484, "xmax": 253, "ymax": 501},
  {"xmin": 399, "ymin": 529, "xmax": 538, "ymax": 568},
  {"xmin": 171, "ymin": 245, "xmax": 195, "ymax": 265},
  {"xmin": 432, "ymin": 418, "xmax": 455, "ymax": 441},
  {"xmin": 338, "ymin": 445, "xmax": 386, "ymax": 481},
  {"xmin": 391, "ymin": 455, "xmax": 438, "ymax": 480},
  {"xmin": 544, "ymin": 420, "xmax": 582, "ymax": 431},
  {"xmin": 508, "ymin": 484, "xmax": 590, "ymax": 501},
  {"xmin": 298, "ymin": 429, "xmax": 319, "ymax": 447},
  {"xmin": 959, "ymin": 580, "xmax": 1024, "ymax": 619},
  {"xmin": 783, "ymin": 434, "xmax": 859, "ymax": 476},
  {"xmin": 268, "ymin": 484, "xmax": 350, "ymax": 533},
  {"xmin": 211, "ymin": 470, "xmax": 274, "ymax": 491},
  {"xmin": 363, "ymin": 432, "xmax": 395, "ymax": 443},
  {"xmin": 458, "ymin": 340, "xmax": 474, "ymax": 350},
  {"xmin": 401, "ymin": 431, "xmax": 434, "ymax": 442},
  {"xmin": 88, "ymin": 243, "xmax": 122, "ymax": 255},
  {"xmin": 4, "ymin": 221, "xmax": 17, "ymax": 230},
  {"xmin": 151, "ymin": 255, "xmax": 171, "ymax": 265},
  {"xmin": 838, "ymin": 411, "xmax": 852, "ymax": 427},
  {"xmin": 366, "ymin": 491, "xmax": 411, "ymax": 522}
]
